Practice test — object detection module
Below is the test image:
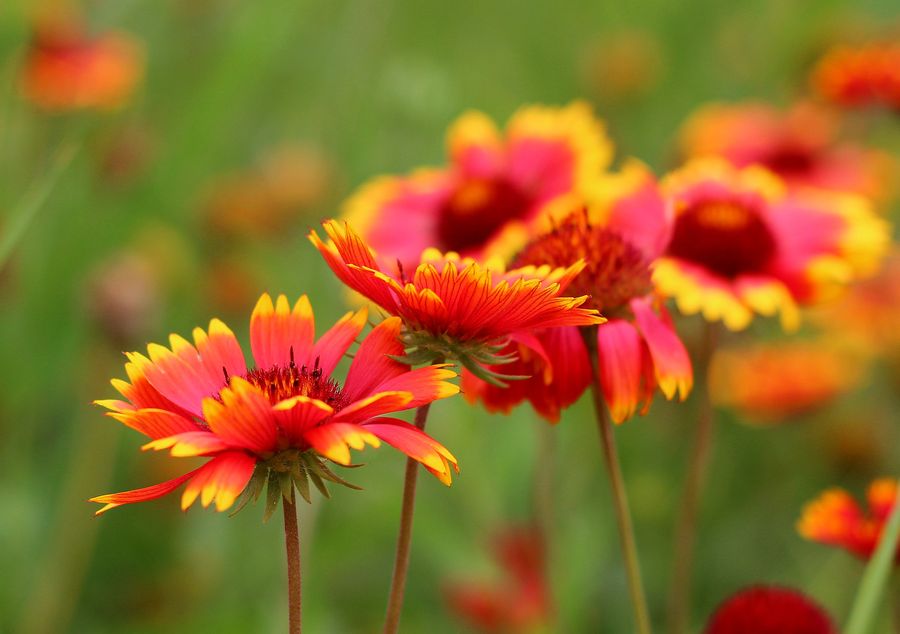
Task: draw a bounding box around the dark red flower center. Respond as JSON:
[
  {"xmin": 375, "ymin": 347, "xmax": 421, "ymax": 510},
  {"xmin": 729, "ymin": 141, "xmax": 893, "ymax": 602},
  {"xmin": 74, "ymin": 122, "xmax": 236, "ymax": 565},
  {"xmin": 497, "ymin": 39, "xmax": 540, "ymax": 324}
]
[
  {"xmin": 762, "ymin": 144, "xmax": 816, "ymax": 177},
  {"xmin": 667, "ymin": 199, "xmax": 777, "ymax": 278},
  {"xmin": 240, "ymin": 353, "xmax": 347, "ymax": 410},
  {"xmin": 512, "ymin": 210, "xmax": 653, "ymax": 314},
  {"xmin": 705, "ymin": 585, "xmax": 837, "ymax": 634},
  {"xmin": 437, "ymin": 177, "xmax": 531, "ymax": 254}
]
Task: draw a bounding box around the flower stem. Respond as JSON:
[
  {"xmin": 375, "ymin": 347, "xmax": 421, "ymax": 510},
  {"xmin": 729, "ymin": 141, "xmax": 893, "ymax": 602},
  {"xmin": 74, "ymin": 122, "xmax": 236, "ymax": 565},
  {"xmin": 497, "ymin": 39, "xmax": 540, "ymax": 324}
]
[
  {"xmin": 666, "ymin": 323, "xmax": 718, "ymax": 634},
  {"xmin": 845, "ymin": 478, "xmax": 900, "ymax": 634},
  {"xmin": 283, "ymin": 489, "xmax": 302, "ymax": 634},
  {"xmin": 582, "ymin": 326, "xmax": 653, "ymax": 634},
  {"xmin": 383, "ymin": 401, "xmax": 433, "ymax": 634}
]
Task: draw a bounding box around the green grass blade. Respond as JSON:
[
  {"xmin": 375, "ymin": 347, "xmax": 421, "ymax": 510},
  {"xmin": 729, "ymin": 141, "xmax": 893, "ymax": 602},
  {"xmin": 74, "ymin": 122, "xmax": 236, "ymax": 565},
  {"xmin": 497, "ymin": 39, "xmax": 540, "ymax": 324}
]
[
  {"xmin": 0, "ymin": 142, "xmax": 77, "ymax": 270},
  {"xmin": 845, "ymin": 478, "xmax": 900, "ymax": 634}
]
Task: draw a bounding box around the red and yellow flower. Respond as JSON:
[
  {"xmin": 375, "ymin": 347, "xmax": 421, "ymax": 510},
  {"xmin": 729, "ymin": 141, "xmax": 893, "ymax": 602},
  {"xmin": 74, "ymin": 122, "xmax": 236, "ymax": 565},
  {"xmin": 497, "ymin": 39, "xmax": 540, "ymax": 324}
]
[
  {"xmin": 704, "ymin": 585, "xmax": 836, "ymax": 634},
  {"xmin": 91, "ymin": 293, "xmax": 459, "ymax": 515},
  {"xmin": 444, "ymin": 525, "xmax": 551, "ymax": 633},
  {"xmin": 463, "ymin": 164, "xmax": 693, "ymax": 423},
  {"xmin": 812, "ymin": 42, "xmax": 900, "ymax": 111},
  {"xmin": 655, "ymin": 158, "xmax": 889, "ymax": 331},
  {"xmin": 342, "ymin": 102, "xmax": 612, "ymax": 267},
  {"xmin": 798, "ymin": 478, "xmax": 900, "ymax": 562},
  {"xmin": 20, "ymin": 15, "xmax": 143, "ymax": 112},
  {"xmin": 309, "ymin": 220, "xmax": 604, "ymax": 379},
  {"xmin": 678, "ymin": 100, "xmax": 892, "ymax": 200},
  {"xmin": 709, "ymin": 339, "xmax": 865, "ymax": 423}
]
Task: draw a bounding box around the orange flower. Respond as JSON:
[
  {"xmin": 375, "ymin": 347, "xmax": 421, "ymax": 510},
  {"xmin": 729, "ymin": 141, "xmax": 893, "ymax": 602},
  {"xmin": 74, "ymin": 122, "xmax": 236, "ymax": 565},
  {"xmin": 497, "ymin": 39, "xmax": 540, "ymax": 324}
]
[
  {"xmin": 309, "ymin": 220, "xmax": 604, "ymax": 381},
  {"xmin": 463, "ymin": 164, "xmax": 693, "ymax": 423},
  {"xmin": 444, "ymin": 526, "xmax": 551, "ymax": 633},
  {"xmin": 91, "ymin": 293, "xmax": 460, "ymax": 515},
  {"xmin": 812, "ymin": 42, "xmax": 900, "ymax": 111},
  {"xmin": 20, "ymin": 16, "xmax": 143, "ymax": 112},
  {"xmin": 709, "ymin": 340, "xmax": 864, "ymax": 423},
  {"xmin": 655, "ymin": 159, "xmax": 889, "ymax": 331},
  {"xmin": 798, "ymin": 479, "xmax": 899, "ymax": 562},
  {"xmin": 343, "ymin": 102, "xmax": 612, "ymax": 268},
  {"xmin": 678, "ymin": 100, "xmax": 892, "ymax": 200}
]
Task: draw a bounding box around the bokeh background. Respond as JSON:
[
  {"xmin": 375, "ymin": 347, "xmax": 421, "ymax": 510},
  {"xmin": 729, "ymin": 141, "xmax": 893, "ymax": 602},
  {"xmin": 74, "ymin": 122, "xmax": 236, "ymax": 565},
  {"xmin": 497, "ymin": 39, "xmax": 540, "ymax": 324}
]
[{"xmin": 1, "ymin": 0, "xmax": 899, "ymax": 632}]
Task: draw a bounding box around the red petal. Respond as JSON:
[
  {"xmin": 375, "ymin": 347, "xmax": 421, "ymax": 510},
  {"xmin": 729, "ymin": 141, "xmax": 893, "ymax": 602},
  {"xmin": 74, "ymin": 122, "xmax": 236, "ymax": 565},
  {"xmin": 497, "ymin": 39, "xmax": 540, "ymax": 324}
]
[{"xmin": 250, "ymin": 293, "xmax": 316, "ymax": 370}]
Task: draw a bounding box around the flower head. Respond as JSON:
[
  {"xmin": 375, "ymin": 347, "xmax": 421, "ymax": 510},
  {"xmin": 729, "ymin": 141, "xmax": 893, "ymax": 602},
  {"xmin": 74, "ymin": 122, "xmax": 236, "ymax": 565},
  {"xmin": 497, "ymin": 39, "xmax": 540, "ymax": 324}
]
[
  {"xmin": 678, "ymin": 100, "xmax": 892, "ymax": 199},
  {"xmin": 91, "ymin": 293, "xmax": 460, "ymax": 516},
  {"xmin": 812, "ymin": 42, "xmax": 900, "ymax": 112},
  {"xmin": 798, "ymin": 478, "xmax": 899, "ymax": 562},
  {"xmin": 20, "ymin": 15, "xmax": 143, "ymax": 112},
  {"xmin": 656, "ymin": 158, "xmax": 889, "ymax": 331},
  {"xmin": 444, "ymin": 525, "xmax": 551, "ymax": 633},
  {"xmin": 309, "ymin": 220, "xmax": 603, "ymax": 381},
  {"xmin": 704, "ymin": 585, "xmax": 836, "ymax": 634},
  {"xmin": 709, "ymin": 339, "xmax": 865, "ymax": 423},
  {"xmin": 343, "ymin": 102, "xmax": 612, "ymax": 267},
  {"xmin": 463, "ymin": 164, "xmax": 692, "ymax": 423}
]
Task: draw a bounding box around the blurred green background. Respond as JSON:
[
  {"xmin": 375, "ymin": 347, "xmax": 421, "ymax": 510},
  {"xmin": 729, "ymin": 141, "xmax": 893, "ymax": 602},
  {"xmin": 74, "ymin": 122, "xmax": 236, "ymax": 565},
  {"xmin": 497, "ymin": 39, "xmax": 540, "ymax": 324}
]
[{"xmin": 1, "ymin": 0, "xmax": 899, "ymax": 632}]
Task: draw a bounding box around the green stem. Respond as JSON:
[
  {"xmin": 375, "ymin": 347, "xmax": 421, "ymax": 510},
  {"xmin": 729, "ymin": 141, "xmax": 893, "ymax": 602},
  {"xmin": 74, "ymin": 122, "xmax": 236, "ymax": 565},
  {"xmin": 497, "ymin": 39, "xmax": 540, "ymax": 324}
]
[
  {"xmin": 666, "ymin": 323, "xmax": 718, "ymax": 634},
  {"xmin": 382, "ymin": 401, "xmax": 433, "ymax": 634},
  {"xmin": 0, "ymin": 142, "xmax": 77, "ymax": 271},
  {"xmin": 845, "ymin": 478, "xmax": 900, "ymax": 634},
  {"xmin": 283, "ymin": 489, "xmax": 302, "ymax": 634},
  {"xmin": 582, "ymin": 326, "xmax": 653, "ymax": 634}
]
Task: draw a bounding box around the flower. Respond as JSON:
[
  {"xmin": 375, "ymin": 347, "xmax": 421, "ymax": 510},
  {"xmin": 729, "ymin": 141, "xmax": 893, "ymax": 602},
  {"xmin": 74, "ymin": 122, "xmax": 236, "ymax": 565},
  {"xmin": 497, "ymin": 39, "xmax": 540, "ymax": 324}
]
[
  {"xmin": 704, "ymin": 585, "xmax": 836, "ymax": 634},
  {"xmin": 812, "ymin": 42, "xmax": 900, "ymax": 111},
  {"xmin": 90, "ymin": 293, "xmax": 460, "ymax": 515},
  {"xmin": 444, "ymin": 525, "xmax": 551, "ymax": 633},
  {"xmin": 709, "ymin": 339, "xmax": 865, "ymax": 423},
  {"xmin": 655, "ymin": 158, "xmax": 889, "ymax": 331},
  {"xmin": 20, "ymin": 15, "xmax": 143, "ymax": 112},
  {"xmin": 798, "ymin": 478, "xmax": 899, "ymax": 562},
  {"xmin": 463, "ymin": 164, "xmax": 693, "ymax": 423},
  {"xmin": 309, "ymin": 220, "xmax": 604, "ymax": 380},
  {"xmin": 342, "ymin": 102, "xmax": 612, "ymax": 267},
  {"xmin": 678, "ymin": 100, "xmax": 892, "ymax": 199}
]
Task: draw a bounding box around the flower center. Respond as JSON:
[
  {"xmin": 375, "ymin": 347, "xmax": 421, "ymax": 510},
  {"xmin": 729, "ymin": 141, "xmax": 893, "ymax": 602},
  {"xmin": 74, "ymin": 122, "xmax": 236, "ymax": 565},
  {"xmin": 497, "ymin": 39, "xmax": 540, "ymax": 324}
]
[
  {"xmin": 762, "ymin": 145, "xmax": 815, "ymax": 177},
  {"xmin": 436, "ymin": 177, "xmax": 531, "ymax": 253},
  {"xmin": 240, "ymin": 354, "xmax": 347, "ymax": 410},
  {"xmin": 512, "ymin": 210, "xmax": 653, "ymax": 314},
  {"xmin": 666, "ymin": 199, "xmax": 776, "ymax": 278}
]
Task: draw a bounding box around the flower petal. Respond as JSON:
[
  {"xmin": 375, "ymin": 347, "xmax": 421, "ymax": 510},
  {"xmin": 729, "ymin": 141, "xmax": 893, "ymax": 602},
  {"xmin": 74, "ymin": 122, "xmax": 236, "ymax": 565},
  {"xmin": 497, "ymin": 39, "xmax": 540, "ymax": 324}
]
[
  {"xmin": 201, "ymin": 377, "xmax": 278, "ymax": 453},
  {"xmin": 342, "ymin": 316, "xmax": 409, "ymax": 402},
  {"xmin": 362, "ymin": 417, "xmax": 459, "ymax": 485},
  {"xmin": 595, "ymin": 320, "xmax": 645, "ymax": 424},
  {"xmin": 105, "ymin": 407, "xmax": 202, "ymax": 439},
  {"xmin": 250, "ymin": 293, "xmax": 315, "ymax": 370},
  {"xmin": 90, "ymin": 468, "xmax": 201, "ymax": 516},
  {"xmin": 309, "ymin": 307, "xmax": 368, "ymax": 375},
  {"xmin": 332, "ymin": 391, "xmax": 415, "ymax": 424},
  {"xmin": 272, "ymin": 396, "xmax": 334, "ymax": 445},
  {"xmin": 180, "ymin": 451, "xmax": 257, "ymax": 512},
  {"xmin": 630, "ymin": 297, "xmax": 693, "ymax": 401},
  {"xmin": 142, "ymin": 431, "xmax": 230, "ymax": 457},
  {"xmin": 304, "ymin": 422, "xmax": 381, "ymax": 465},
  {"xmin": 366, "ymin": 364, "xmax": 460, "ymax": 409}
]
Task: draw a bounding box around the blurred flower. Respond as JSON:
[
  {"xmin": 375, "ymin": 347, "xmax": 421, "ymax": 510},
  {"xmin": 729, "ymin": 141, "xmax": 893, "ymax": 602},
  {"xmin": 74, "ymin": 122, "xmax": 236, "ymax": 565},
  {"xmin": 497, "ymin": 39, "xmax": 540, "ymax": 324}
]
[
  {"xmin": 463, "ymin": 164, "xmax": 692, "ymax": 424},
  {"xmin": 704, "ymin": 585, "xmax": 837, "ymax": 634},
  {"xmin": 819, "ymin": 417, "xmax": 885, "ymax": 476},
  {"xmin": 580, "ymin": 30, "xmax": 663, "ymax": 102},
  {"xmin": 309, "ymin": 220, "xmax": 603, "ymax": 382},
  {"xmin": 91, "ymin": 293, "xmax": 460, "ymax": 515},
  {"xmin": 798, "ymin": 478, "xmax": 899, "ymax": 562},
  {"xmin": 655, "ymin": 158, "xmax": 889, "ymax": 331},
  {"xmin": 200, "ymin": 143, "xmax": 334, "ymax": 242},
  {"xmin": 19, "ymin": 15, "xmax": 143, "ymax": 112},
  {"xmin": 809, "ymin": 249, "xmax": 900, "ymax": 356},
  {"xmin": 204, "ymin": 254, "xmax": 263, "ymax": 316},
  {"xmin": 85, "ymin": 251, "xmax": 162, "ymax": 348},
  {"xmin": 444, "ymin": 525, "xmax": 551, "ymax": 633},
  {"xmin": 709, "ymin": 339, "xmax": 865, "ymax": 423},
  {"xmin": 342, "ymin": 102, "xmax": 612, "ymax": 267},
  {"xmin": 678, "ymin": 101, "xmax": 893, "ymax": 200},
  {"xmin": 812, "ymin": 42, "xmax": 900, "ymax": 111}
]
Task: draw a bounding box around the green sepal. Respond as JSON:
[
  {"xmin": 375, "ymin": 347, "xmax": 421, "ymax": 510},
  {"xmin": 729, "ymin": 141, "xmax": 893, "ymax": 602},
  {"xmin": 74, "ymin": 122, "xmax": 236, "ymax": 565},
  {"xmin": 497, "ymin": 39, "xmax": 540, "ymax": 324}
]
[
  {"xmin": 263, "ymin": 469, "xmax": 282, "ymax": 523},
  {"xmin": 229, "ymin": 465, "xmax": 268, "ymax": 517},
  {"xmin": 291, "ymin": 463, "xmax": 312, "ymax": 504}
]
